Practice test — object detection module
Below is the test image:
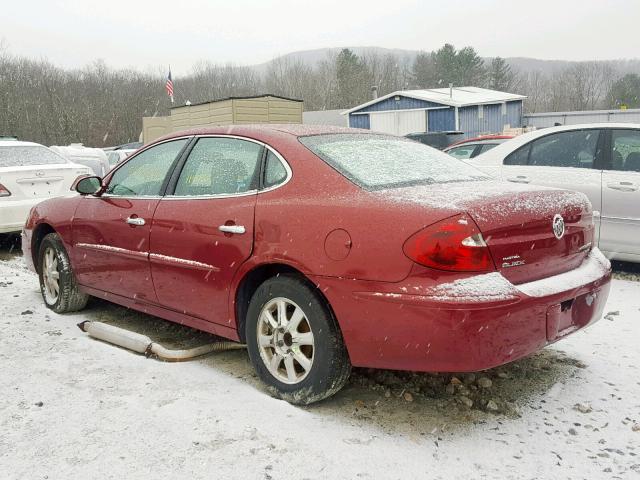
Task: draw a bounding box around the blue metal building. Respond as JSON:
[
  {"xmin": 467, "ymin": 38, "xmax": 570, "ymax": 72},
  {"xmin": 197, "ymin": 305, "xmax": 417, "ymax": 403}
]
[{"xmin": 343, "ymin": 87, "xmax": 526, "ymax": 139}]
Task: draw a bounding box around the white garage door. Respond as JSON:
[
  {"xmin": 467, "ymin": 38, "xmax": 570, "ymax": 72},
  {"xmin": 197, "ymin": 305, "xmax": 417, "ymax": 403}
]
[
  {"xmin": 369, "ymin": 111, "xmax": 397, "ymax": 134},
  {"xmin": 369, "ymin": 110, "xmax": 427, "ymax": 136}
]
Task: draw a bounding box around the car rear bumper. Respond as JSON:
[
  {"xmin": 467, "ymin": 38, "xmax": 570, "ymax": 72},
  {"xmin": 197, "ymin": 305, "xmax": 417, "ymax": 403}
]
[
  {"xmin": 0, "ymin": 198, "xmax": 43, "ymax": 233},
  {"xmin": 314, "ymin": 248, "xmax": 612, "ymax": 372}
]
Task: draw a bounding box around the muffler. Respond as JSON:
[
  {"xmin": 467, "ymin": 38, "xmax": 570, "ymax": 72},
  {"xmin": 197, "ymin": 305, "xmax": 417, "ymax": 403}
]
[{"xmin": 78, "ymin": 321, "xmax": 245, "ymax": 362}]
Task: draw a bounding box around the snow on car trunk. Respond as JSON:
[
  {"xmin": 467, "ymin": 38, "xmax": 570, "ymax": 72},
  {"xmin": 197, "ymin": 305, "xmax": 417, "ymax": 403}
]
[{"xmin": 384, "ymin": 181, "xmax": 594, "ymax": 284}]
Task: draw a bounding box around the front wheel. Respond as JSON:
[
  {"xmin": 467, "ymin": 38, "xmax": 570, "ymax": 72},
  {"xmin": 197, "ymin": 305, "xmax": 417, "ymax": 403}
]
[
  {"xmin": 245, "ymin": 275, "xmax": 351, "ymax": 405},
  {"xmin": 38, "ymin": 233, "xmax": 89, "ymax": 313}
]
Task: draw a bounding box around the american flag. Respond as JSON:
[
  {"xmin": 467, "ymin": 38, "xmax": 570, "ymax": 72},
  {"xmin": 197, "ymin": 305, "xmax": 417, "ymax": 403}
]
[{"xmin": 165, "ymin": 69, "xmax": 174, "ymax": 103}]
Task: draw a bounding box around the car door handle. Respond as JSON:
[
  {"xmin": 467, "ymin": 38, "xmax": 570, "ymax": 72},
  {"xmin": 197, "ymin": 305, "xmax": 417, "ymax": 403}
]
[
  {"xmin": 506, "ymin": 175, "xmax": 530, "ymax": 184},
  {"xmin": 606, "ymin": 181, "xmax": 638, "ymax": 192},
  {"xmin": 126, "ymin": 216, "xmax": 146, "ymax": 226},
  {"xmin": 218, "ymin": 225, "xmax": 246, "ymax": 234}
]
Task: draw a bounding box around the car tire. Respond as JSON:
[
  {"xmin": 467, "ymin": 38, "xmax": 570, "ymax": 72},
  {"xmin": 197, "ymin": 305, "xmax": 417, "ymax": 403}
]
[
  {"xmin": 245, "ymin": 274, "xmax": 351, "ymax": 405},
  {"xmin": 38, "ymin": 233, "xmax": 89, "ymax": 313}
]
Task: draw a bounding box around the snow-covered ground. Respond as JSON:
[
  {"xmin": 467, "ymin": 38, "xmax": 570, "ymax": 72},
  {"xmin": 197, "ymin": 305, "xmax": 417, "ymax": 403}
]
[{"xmin": 1, "ymin": 247, "xmax": 639, "ymax": 479}]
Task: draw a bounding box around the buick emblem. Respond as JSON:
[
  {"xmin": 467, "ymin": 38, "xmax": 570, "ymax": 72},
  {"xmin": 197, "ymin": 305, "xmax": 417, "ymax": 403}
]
[
  {"xmin": 552, "ymin": 214, "xmax": 565, "ymax": 240},
  {"xmin": 35, "ymin": 171, "xmax": 45, "ymax": 177}
]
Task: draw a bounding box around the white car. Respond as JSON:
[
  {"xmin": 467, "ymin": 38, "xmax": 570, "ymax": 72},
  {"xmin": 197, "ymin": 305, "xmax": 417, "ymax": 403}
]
[
  {"xmin": 50, "ymin": 144, "xmax": 110, "ymax": 176},
  {"xmin": 468, "ymin": 123, "xmax": 640, "ymax": 263},
  {"xmin": 0, "ymin": 141, "xmax": 92, "ymax": 233},
  {"xmin": 106, "ymin": 149, "xmax": 137, "ymax": 167}
]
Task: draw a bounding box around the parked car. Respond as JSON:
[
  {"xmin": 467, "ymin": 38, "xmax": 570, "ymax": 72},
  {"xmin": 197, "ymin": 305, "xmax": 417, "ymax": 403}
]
[
  {"xmin": 405, "ymin": 131, "xmax": 464, "ymax": 150},
  {"xmin": 0, "ymin": 140, "xmax": 92, "ymax": 234},
  {"xmin": 444, "ymin": 135, "xmax": 514, "ymax": 159},
  {"xmin": 106, "ymin": 149, "xmax": 137, "ymax": 167},
  {"xmin": 23, "ymin": 125, "xmax": 611, "ymax": 404},
  {"xmin": 468, "ymin": 123, "xmax": 640, "ymax": 263},
  {"xmin": 50, "ymin": 144, "xmax": 110, "ymax": 176}
]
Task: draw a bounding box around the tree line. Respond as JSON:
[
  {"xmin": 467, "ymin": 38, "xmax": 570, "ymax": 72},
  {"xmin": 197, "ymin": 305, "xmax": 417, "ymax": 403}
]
[{"xmin": 1, "ymin": 42, "xmax": 639, "ymax": 147}]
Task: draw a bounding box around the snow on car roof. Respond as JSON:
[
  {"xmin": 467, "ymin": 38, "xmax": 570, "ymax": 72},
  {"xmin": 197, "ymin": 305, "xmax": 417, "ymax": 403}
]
[
  {"xmin": 0, "ymin": 140, "xmax": 43, "ymax": 147},
  {"xmin": 155, "ymin": 124, "xmax": 374, "ymax": 143}
]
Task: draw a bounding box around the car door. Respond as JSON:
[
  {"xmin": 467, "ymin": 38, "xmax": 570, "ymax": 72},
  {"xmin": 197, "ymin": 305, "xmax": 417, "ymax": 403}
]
[
  {"xmin": 148, "ymin": 136, "xmax": 264, "ymax": 324},
  {"xmin": 72, "ymin": 138, "xmax": 190, "ymax": 301},
  {"xmin": 600, "ymin": 128, "xmax": 640, "ymax": 259},
  {"xmin": 499, "ymin": 129, "xmax": 604, "ymax": 242}
]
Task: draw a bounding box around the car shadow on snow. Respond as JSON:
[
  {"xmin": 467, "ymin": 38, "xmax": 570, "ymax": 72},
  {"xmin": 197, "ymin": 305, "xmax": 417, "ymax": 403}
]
[{"xmin": 79, "ymin": 297, "xmax": 587, "ymax": 437}]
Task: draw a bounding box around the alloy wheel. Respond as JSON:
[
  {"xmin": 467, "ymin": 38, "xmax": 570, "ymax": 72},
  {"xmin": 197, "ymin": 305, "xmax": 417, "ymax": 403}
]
[
  {"xmin": 42, "ymin": 247, "xmax": 60, "ymax": 304},
  {"xmin": 256, "ymin": 297, "xmax": 315, "ymax": 384}
]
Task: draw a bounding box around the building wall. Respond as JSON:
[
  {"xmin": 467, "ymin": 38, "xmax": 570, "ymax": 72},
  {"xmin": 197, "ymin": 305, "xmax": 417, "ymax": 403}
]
[
  {"xmin": 523, "ymin": 108, "xmax": 640, "ymax": 128},
  {"xmin": 348, "ymin": 97, "xmax": 523, "ymax": 136},
  {"xmin": 427, "ymin": 108, "xmax": 456, "ymax": 131},
  {"xmin": 141, "ymin": 96, "xmax": 302, "ymax": 143},
  {"xmin": 352, "ymin": 95, "xmax": 445, "ymax": 113},
  {"xmin": 459, "ymin": 100, "xmax": 523, "ymax": 138},
  {"xmin": 349, "ymin": 114, "xmax": 370, "ymax": 129},
  {"xmin": 303, "ymin": 109, "xmax": 348, "ymax": 126}
]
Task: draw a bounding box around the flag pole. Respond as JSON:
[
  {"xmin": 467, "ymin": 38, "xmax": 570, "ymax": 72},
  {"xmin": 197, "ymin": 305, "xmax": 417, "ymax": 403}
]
[{"xmin": 169, "ymin": 64, "xmax": 174, "ymax": 104}]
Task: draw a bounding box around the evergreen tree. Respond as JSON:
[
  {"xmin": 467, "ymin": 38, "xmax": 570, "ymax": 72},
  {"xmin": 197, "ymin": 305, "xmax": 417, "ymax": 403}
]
[
  {"xmin": 335, "ymin": 48, "xmax": 369, "ymax": 107},
  {"xmin": 607, "ymin": 73, "xmax": 640, "ymax": 108},
  {"xmin": 456, "ymin": 46, "xmax": 486, "ymax": 87},
  {"xmin": 487, "ymin": 57, "xmax": 516, "ymax": 91}
]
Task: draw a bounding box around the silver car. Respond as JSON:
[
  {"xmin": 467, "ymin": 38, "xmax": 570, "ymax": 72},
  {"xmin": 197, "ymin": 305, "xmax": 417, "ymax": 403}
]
[{"xmin": 468, "ymin": 123, "xmax": 640, "ymax": 263}]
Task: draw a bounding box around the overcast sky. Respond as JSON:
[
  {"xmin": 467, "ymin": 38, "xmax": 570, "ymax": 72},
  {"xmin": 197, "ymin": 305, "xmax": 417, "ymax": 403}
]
[{"xmin": 3, "ymin": 0, "xmax": 638, "ymax": 74}]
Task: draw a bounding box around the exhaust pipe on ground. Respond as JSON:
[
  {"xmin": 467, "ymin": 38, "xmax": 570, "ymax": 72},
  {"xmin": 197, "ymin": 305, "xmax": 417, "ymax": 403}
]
[{"xmin": 77, "ymin": 321, "xmax": 246, "ymax": 362}]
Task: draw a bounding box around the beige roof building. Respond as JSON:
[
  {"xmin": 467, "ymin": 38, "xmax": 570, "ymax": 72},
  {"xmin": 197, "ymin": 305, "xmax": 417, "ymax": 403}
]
[{"xmin": 142, "ymin": 94, "xmax": 303, "ymax": 143}]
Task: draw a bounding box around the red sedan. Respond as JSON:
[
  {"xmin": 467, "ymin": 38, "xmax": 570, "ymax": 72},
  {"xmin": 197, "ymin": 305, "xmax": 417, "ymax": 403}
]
[{"xmin": 22, "ymin": 125, "xmax": 612, "ymax": 404}]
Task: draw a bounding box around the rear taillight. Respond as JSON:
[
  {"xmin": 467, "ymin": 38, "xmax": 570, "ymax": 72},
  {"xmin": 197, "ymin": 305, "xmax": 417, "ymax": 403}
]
[
  {"xmin": 403, "ymin": 213, "xmax": 496, "ymax": 272},
  {"xmin": 0, "ymin": 183, "xmax": 11, "ymax": 197}
]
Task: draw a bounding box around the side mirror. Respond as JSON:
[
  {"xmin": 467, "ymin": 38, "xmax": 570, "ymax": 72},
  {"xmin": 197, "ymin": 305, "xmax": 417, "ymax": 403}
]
[{"xmin": 76, "ymin": 176, "xmax": 103, "ymax": 195}]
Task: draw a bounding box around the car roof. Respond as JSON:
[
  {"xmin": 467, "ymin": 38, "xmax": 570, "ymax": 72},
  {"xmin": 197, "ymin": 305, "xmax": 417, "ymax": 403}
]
[
  {"xmin": 447, "ymin": 135, "xmax": 514, "ymax": 148},
  {"xmin": 447, "ymin": 138, "xmax": 510, "ymax": 149},
  {"xmin": 0, "ymin": 140, "xmax": 44, "ymax": 147},
  {"xmin": 154, "ymin": 124, "xmax": 373, "ymax": 144}
]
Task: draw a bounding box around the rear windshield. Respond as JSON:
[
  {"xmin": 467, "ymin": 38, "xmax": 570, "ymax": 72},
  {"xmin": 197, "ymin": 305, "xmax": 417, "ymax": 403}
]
[
  {"xmin": 0, "ymin": 146, "xmax": 69, "ymax": 167},
  {"xmin": 299, "ymin": 134, "xmax": 488, "ymax": 190}
]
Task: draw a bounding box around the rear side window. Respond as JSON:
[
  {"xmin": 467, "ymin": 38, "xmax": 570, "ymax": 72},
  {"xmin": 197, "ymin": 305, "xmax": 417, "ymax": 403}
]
[
  {"xmin": 611, "ymin": 129, "xmax": 640, "ymax": 172},
  {"xmin": 529, "ymin": 130, "xmax": 599, "ymax": 168},
  {"xmin": 0, "ymin": 146, "xmax": 69, "ymax": 167},
  {"xmin": 173, "ymin": 137, "xmax": 262, "ymax": 196},
  {"xmin": 504, "ymin": 145, "xmax": 530, "ymax": 166},
  {"xmin": 263, "ymin": 151, "xmax": 288, "ymax": 188},
  {"xmin": 106, "ymin": 139, "xmax": 187, "ymax": 196},
  {"xmin": 447, "ymin": 145, "xmax": 476, "ymax": 160},
  {"xmin": 300, "ymin": 134, "xmax": 487, "ymax": 190}
]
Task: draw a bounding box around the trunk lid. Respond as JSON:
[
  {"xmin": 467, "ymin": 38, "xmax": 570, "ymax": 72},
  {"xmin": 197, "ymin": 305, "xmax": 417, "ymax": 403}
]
[
  {"xmin": 387, "ymin": 181, "xmax": 594, "ymax": 284},
  {"xmin": 0, "ymin": 164, "xmax": 90, "ymax": 200}
]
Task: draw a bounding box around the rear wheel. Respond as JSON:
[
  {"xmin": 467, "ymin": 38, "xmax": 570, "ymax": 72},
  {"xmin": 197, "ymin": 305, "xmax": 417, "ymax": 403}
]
[
  {"xmin": 38, "ymin": 233, "xmax": 89, "ymax": 313},
  {"xmin": 245, "ymin": 275, "xmax": 351, "ymax": 405}
]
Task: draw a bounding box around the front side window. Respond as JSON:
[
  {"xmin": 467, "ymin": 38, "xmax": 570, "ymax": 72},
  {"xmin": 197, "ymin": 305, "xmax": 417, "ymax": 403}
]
[
  {"xmin": 173, "ymin": 137, "xmax": 262, "ymax": 196},
  {"xmin": 106, "ymin": 139, "xmax": 187, "ymax": 196},
  {"xmin": 528, "ymin": 130, "xmax": 600, "ymax": 168},
  {"xmin": 611, "ymin": 129, "xmax": 640, "ymax": 173},
  {"xmin": 477, "ymin": 143, "xmax": 499, "ymax": 155},
  {"xmin": 447, "ymin": 145, "xmax": 477, "ymax": 160},
  {"xmin": 299, "ymin": 134, "xmax": 487, "ymax": 190}
]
